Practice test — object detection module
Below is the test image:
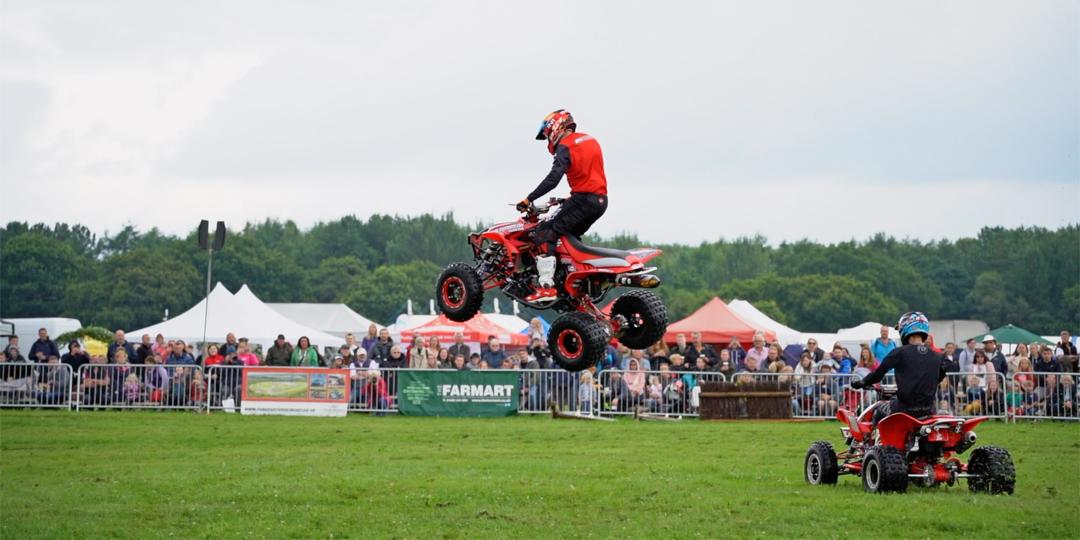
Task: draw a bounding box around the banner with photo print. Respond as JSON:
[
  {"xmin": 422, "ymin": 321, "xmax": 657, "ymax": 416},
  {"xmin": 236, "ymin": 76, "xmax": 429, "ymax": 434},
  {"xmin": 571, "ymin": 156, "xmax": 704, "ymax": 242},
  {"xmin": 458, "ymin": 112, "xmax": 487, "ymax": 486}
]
[{"xmin": 241, "ymin": 367, "xmax": 350, "ymax": 416}]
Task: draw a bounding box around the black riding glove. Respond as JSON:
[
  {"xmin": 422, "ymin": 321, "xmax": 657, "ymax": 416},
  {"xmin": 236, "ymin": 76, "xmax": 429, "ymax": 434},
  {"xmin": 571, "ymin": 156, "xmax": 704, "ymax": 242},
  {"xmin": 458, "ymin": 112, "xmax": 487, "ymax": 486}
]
[{"xmin": 850, "ymin": 379, "xmax": 865, "ymax": 390}]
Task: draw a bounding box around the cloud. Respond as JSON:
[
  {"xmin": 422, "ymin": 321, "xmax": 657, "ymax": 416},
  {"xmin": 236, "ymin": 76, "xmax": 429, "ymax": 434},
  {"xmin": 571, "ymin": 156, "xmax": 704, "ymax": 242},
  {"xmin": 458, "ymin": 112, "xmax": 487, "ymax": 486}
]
[{"xmin": 0, "ymin": 0, "xmax": 1076, "ymax": 244}]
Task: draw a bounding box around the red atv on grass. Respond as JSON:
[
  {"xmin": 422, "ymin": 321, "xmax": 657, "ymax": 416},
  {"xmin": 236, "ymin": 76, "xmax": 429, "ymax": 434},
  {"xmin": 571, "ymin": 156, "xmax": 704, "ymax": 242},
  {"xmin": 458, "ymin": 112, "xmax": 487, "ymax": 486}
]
[
  {"xmin": 804, "ymin": 385, "xmax": 1015, "ymax": 494},
  {"xmin": 435, "ymin": 197, "xmax": 667, "ymax": 372}
]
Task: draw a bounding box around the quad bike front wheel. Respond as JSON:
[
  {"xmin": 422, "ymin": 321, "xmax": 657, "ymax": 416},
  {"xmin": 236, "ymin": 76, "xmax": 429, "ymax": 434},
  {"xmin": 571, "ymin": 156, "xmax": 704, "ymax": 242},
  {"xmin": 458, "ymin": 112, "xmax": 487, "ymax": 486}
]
[
  {"xmin": 548, "ymin": 312, "xmax": 609, "ymax": 372},
  {"xmin": 436, "ymin": 263, "xmax": 484, "ymax": 322},
  {"xmin": 804, "ymin": 440, "xmax": 839, "ymax": 485},
  {"xmin": 861, "ymin": 445, "xmax": 908, "ymax": 493},
  {"xmin": 967, "ymin": 446, "xmax": 1016, "ymax": 495},
  {"xmin": 610, "ymin": 290, "xmax": 668, "ymax": 349}
]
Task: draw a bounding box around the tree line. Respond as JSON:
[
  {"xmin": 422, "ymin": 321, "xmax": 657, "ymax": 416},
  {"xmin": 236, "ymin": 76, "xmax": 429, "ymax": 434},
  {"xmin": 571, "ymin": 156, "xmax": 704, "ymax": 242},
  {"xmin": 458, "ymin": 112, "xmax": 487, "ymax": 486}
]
[{"xmin": 1, "ymin": 218, "xmax": 1076, "ymax": 335}]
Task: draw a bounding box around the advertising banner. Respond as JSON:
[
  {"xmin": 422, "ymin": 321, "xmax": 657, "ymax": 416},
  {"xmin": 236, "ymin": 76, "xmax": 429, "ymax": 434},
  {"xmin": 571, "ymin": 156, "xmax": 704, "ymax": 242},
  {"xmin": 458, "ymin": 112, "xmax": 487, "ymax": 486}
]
[
  {"xmin": 398, "ymin": 370, "xmax": 519, "ymax": 417},
  {"xmin": 240, "ymin": 367, "xmax": 350, "ymax": 417}
]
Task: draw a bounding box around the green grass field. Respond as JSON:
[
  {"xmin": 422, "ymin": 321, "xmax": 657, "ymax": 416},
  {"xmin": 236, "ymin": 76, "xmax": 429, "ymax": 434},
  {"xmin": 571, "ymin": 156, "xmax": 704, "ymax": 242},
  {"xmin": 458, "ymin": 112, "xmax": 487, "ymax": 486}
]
[{"xmin": 2, "ymin": 411, "xmax": 1077, "ymax": 539}]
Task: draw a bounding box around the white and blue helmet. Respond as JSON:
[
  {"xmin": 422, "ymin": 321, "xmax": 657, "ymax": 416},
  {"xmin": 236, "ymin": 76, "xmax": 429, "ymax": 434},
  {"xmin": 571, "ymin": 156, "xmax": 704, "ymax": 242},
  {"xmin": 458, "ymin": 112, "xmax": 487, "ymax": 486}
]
[{"xmin": 896, "ymin": 311, "xmax": 930, "ymax": 345}]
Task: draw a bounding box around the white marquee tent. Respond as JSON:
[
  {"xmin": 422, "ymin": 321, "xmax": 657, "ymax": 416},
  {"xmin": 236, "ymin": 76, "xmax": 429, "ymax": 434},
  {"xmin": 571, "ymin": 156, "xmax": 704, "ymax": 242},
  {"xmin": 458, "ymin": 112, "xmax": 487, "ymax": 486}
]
[
  {"xmin": 832, "ymin": 322, "xmax": 900, "ymax": 354},
  {"xmin": 129, "ymin": 283, "xmax": 344, "ymax": 353},
  {"xmin": 726, "ymin": 299, "xmax": 803, "ymax": 347},
  {"xmin": 267, "ymin": 303, "xmax": 381, "ymax": 339}
]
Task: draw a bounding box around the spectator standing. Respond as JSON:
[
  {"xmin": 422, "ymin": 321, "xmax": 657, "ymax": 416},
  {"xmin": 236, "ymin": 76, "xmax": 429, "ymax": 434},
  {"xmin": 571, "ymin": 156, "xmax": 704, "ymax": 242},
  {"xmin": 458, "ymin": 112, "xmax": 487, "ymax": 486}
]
[
  {"xmin": 265, "ymin": 335, "xmax": 292, "ymax": 366},
  {"xmin": 971, "ymin": 350, "xmax": 995, "ymax": 389},
  {"xmin": 383, "ymin": 345, "xmax": 407, "ymax": 369},
  {"xmin": 1033, "ymin": 346, "xmax": 1061, "ymax": 374},
  {"xmin": 344, "ymin": 333, "xmax": 361, "ymax": 356},
  {"xmin": 220, "ymin": 333, "xmax": 240, "ymax": 356},
  {"xmin": 621, "ymin": 349, "xmax": 651, "ymax": 371},
  {"xmin": 236, "ymin": 341, "xmax": 260, "ymax": 366},
  {"xmin": 408, "ymin": 336, "xmax": 428, "ymax": 369},
  {"xmin": 446, "ymin": 332, "xmax": 470, "ymax": 361},
  {"xmin": 481, "ymin": 337, "xmax": 507, "ymax": 369},
  {"xmin": 958, "ymin": 338, "xmax": 978, "ymax": 373},
  {"xmin": 290, "ymin": 337, "xmax": 320, "ymax": 367},
  {"xmin": 940, "ymin": 342, "xmax": 960, "ymax": 373},
  {"xmin": 527, "ymin": 337, "xmax": 551, "ymax": 369},
  {"xmin": 152, "ymin": 334, "xmax": 169, "ymax": 359},
  {"xmin": 744, "ymin": 333, "xmax": 769, "ymax": 371},
  {"xmin": 143, "ymin": 355, "xmax": 170, "ymax": 403},
  {"xmin": 870, "ymin": 325, "xmax": 897, "ymax": 363},
  {"xmin": 1007, "ymin": 343, "xmax": 1029, "ymax": 375},
  {"xmin": 134, "ymin": 334, "xmax": 153, "ymax": 364},
  {"xmin": 766, "ymin": 344, "xmax": 787, "ymax": 373},
  {"xmin": 725, "ymin": 337, "xmax": 746, "ymax": 368},
  {"xmin": 647, "ymin": 340, "xmax": 670, "ymax": 367},
  {"xmin": 670, "ymin": 334, "xmax": 691, "ymax": 358},
  {"xmin": 803, "ymin": 338, "xmax": 824, "ymax": 363},
  {"xmin": 61, "ymin": 341, "xmax": 91, "ymax": 379},
  {"xmin": 360, "ymin": 324, "xmax": 379, "ymax": 352},
  {"xmin": 167, "ymin": 341, "xmax": 196, "ymax": 365},
  {"xmin": 716, "ymin": 349, "xmax": 736, "ymax": 379},
  {"xmin": 107, "ymin": 330, "xmax": 136, "ymax": 363},
  {"xmin": 982, "ymin": 335, "xmax": 1008, "ymax": 376},
  {"xmin": 686, "ymin": 332, "xmax": 718, "ymax": 367},
  {"xmin": 832, "ymin": 345, "xmax": 854, "ymax": 374},
  {"xmin": 202, "ymin": 345, "xmax": 226, "ymax": 370},
  {"xmin": 434, "ymin": 348, "xmax": 452, "ymax": 369},
  {"xmin": 452, "ymin": 354, "xmax": 469, "ymax": 371},
  {"xmin": 1055, "ymin": 330, "xmax": 1078, "ymax": 372},
  {"xmin": 367, "ymin": 329, "xmax": 394, "ymax": 362},
  {"xmin": 5, "ymin": 345, "xmax": 26, "ymax": 363},
  {"xmin": 29, "ymin": 328, "xmax": 60, "ymax": 364},
  {"xmin": 527, "ymin": 318, "xmax": 546, "ymax": 341}
]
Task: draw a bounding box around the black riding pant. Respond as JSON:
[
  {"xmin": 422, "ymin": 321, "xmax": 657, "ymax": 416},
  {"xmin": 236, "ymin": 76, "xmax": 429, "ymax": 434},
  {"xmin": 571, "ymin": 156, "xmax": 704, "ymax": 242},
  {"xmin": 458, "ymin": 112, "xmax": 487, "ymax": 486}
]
[
  {"xmin": 532, "ymin": 193, "xmax": 608, "ymax": 254},
  {"xmin": 872, "ymin": 397, "xmax": 934, "ymax": 427}
]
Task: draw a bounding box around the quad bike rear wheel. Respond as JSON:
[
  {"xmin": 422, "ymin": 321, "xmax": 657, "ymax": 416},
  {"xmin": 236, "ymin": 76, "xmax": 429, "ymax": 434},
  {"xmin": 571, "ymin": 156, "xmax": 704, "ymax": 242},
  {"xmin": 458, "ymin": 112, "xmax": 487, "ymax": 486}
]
[
  {"xmin": 436, "ymin": 263, "xmax": 484, "ymax": 322},
  {"xmin": 861, "ymin": 445, "xmax": 908, "ymax": 493},
  {"xmin": 548, "ymin": 312, "xmax": 609, "ymax": 372},
  {"xmin": 610, "ymin": 290, "xmax": 668, "ymax": 349},
  {"xmin": 967, "ymin": 446, "xmax": 1015, "ymax": 495},
  {"xmin": 804, "ymin": 440, "xmax": 839, "ymax": 485}
]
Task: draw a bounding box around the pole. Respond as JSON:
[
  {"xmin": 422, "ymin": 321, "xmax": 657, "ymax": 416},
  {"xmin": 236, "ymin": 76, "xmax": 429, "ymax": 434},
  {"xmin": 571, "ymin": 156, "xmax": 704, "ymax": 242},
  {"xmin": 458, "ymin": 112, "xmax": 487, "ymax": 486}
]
[{"xmin": 202, "ymin": 248, "xmax": 213, "ymax": 357}]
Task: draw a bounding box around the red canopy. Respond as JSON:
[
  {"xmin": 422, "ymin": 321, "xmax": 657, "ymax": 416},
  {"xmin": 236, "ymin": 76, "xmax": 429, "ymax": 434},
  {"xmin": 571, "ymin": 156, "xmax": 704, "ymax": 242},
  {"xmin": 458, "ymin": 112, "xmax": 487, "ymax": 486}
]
[
  {"xmin": 663, "ymin": 297, "xmax": 776, "ymax": 347},
  {"xmin": 401, "ymin": 314, "xmax": 529, "ymax": 346}
]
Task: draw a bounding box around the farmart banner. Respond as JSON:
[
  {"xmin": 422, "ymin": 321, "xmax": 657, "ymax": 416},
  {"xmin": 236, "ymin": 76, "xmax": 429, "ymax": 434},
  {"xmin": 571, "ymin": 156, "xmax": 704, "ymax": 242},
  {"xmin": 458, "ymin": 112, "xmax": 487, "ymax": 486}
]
[
  {"xmin": 398, "ymin": 370, "xmax": 519, "ymax": 417},
  {"xmin": 241, "ymin": 368, "xmax": 350, "ymax": 417}
]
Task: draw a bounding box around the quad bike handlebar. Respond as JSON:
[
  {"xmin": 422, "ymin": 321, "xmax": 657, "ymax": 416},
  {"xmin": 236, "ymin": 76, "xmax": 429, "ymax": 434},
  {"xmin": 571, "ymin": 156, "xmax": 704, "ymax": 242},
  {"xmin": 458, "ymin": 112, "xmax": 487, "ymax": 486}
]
[{"xmin": 513, "ymin": 197, "xmax": 565, "ymax": 220}]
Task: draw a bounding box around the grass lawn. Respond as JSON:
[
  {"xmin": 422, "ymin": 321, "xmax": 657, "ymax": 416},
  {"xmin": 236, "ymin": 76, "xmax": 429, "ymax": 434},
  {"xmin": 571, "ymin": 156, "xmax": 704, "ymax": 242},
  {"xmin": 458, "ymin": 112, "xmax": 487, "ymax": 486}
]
[{"xmin": 1, "ymin": 411, "xmax": 1077, "ymax": 539}]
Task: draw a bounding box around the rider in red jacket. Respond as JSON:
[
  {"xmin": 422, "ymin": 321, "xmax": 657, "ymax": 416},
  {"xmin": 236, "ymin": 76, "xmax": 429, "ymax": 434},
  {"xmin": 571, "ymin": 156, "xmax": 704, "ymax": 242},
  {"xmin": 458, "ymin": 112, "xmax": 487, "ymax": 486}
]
[{"xmin": 517, "ymin": 109, "xmax": 608, "ymax": 302}]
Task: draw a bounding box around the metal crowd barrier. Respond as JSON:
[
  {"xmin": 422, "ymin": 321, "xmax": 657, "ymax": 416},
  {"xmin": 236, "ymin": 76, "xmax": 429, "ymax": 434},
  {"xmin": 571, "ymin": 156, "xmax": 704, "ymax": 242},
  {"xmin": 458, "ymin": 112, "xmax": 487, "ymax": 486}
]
[
  {"xmin": 596, "ymin": 370, "xmax": 727, "ymax": 417},
  {"xmin": 1008, "ymin": 371, "xmax": 1078, "ymax": 422},
  {"xmin": 0, "ymin": 362, "xmax": 73, "ymax": 408},
  {"xmin": 76, "ymin": 363, "xmax": 205, "ymax": 411},
  {"xmin": 12, "ymin": 364, "xmax": 1069, "ymax": 422}
]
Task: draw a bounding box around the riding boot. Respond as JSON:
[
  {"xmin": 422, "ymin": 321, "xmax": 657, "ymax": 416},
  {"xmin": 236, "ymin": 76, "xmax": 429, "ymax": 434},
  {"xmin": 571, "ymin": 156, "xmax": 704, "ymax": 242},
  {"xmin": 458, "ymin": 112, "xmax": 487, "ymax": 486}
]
[{"xmin": 525, "ymin": 255, "xmax": 558, "ymax": 302}]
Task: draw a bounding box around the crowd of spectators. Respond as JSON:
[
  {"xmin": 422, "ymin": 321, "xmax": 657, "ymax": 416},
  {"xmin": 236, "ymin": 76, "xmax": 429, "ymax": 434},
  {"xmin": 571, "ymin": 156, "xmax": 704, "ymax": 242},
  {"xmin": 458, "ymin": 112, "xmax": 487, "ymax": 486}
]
[{"xmin": 1, "ymin": 323, "xmax": 1076, "ymax": 419}]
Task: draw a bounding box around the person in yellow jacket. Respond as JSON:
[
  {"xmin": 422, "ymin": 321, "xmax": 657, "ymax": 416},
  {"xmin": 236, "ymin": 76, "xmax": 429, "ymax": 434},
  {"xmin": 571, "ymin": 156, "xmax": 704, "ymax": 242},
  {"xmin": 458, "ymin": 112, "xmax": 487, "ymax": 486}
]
[{"xmin": 290, "ymin": 336, "xmax": 321, "ymax": 367}]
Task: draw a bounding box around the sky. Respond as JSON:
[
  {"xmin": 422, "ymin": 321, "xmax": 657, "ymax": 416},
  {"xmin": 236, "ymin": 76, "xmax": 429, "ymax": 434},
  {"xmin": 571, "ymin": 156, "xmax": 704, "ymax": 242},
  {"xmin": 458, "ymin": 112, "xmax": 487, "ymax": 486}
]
[{"xmin": 1, "ymin": 1, "xmax": 1077, "ymax": 245}]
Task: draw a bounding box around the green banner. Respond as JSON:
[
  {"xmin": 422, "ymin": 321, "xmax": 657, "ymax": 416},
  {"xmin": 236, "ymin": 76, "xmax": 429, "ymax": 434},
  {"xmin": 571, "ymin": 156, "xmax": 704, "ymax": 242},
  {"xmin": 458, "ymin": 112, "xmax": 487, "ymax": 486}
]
[{"xmin": 398, "ymin": 370, "xmax": 519, "ymax": 417}]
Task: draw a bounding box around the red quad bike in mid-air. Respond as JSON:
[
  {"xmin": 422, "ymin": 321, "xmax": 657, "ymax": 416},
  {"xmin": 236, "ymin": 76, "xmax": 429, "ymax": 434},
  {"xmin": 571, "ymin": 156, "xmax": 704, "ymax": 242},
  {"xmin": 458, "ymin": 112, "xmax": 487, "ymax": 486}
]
[
  {"xmin": 805, "ymin": 384, "xmax": 1015, "ymax": 494},
  {"xmin": 435, "ymin": 197, "xmax": 668, "ymax": 372}
]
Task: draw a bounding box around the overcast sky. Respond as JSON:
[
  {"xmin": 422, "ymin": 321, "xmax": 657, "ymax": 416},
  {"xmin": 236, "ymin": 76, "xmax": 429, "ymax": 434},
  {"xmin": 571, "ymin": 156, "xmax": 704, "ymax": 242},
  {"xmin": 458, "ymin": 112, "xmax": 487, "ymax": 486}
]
[{"xmin": 1, "ymin": 1, "xmax": 1077, "ymax": 245}]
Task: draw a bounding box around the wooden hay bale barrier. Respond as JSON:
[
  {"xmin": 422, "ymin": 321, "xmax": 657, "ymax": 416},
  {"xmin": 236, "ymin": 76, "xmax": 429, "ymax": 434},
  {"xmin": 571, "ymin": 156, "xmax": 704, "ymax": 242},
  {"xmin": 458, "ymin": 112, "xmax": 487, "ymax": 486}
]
[{"xmin": 699, "ymin": 380, "xmax": 792, "ymax": 420}]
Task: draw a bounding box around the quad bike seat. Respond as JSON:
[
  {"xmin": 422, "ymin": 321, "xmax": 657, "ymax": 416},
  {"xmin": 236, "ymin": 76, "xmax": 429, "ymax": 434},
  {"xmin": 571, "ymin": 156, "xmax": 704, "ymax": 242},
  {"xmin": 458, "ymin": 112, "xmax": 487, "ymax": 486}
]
[{"xmin": 563, "ymin": 235, "xmax": 633, "ymax": 260}]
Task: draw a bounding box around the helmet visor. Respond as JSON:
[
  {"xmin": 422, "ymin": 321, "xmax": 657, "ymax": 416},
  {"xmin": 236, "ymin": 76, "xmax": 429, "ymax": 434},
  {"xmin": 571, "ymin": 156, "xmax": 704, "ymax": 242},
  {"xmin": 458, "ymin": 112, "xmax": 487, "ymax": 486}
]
[{"xmin": 535, "ymin": 120, "xmax": 548, "ymax": 140}]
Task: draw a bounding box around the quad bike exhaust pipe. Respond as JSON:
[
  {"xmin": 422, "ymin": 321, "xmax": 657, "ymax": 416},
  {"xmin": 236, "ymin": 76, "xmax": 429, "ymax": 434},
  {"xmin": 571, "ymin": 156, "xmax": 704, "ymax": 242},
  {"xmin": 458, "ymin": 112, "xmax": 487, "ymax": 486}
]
[{"xmin": 615, "ymin": 274, "xmax": 661, "ymax": 288}]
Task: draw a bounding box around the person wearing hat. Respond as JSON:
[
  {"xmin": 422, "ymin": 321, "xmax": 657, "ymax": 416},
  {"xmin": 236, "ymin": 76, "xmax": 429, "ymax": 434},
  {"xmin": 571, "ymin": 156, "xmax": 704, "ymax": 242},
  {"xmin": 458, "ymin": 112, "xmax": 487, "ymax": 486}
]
[
  {"xmin": 852, "ymin": 312, "xmax": 946, "ymax": 429},
  {"xmin": 265, "ymin": 334, "xmax": 292, "ymax": 366},
  {"xmin": 982, "ymin": 335, "xmax": 1008, "ymax": 376}
]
